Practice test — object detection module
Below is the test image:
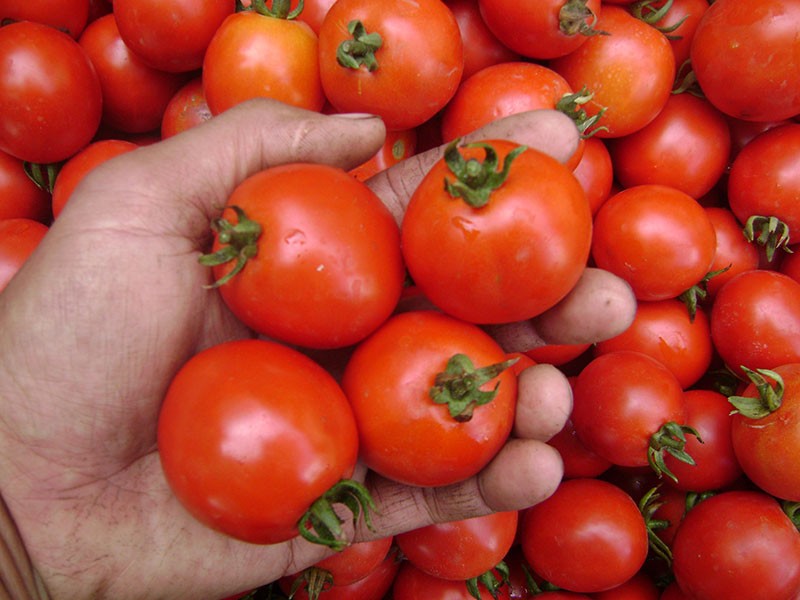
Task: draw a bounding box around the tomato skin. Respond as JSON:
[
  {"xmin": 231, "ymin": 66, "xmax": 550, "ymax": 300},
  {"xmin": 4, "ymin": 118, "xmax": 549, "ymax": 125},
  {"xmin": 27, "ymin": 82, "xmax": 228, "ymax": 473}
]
[
  {"xmin": 703, "ymin": 206, "xmax": 760, "ymax": 299},
  {"xmin": 157, "ymin": 338, "xmax": 359, "ymax": 545},
  {"xmin": 672, "ymin": 491, "xmax": 800, "ymax": 600},
  {"xmin": 477, "ymin": 0, "xmax": 603, "ymax": 60},
  {"xmin": 593, "ymin": 299, "xmax": 713, "ymax": 390},
  {"xmin": 727, "ymin": 124, "xmax": 800, "ymax": 245},
  {"xmin": 396, "ymin": 511, "xmax": 518, "ymax": 581},
  {"xmin": 710, "ymin": 270, "xmax": 800, "ymax": 372},
  {"xmin": 643, "ymin": 0, "xmax": 710, "ymax": 68},
  {"xmin": 1, "ymin": 0, "xmax": 90, "ymax": 39},
  {"xmin": 160, "ymin": 77, "xmax": 213, "ymax": 139},
  {"xmin": 730, "ymin": 363, "xmax": 800, "ymax": 501},
  {"xmin": 318, "ymin": 0, "xmax": 463, "ymax": 131},
  {"xmin": 591, "ymin": 571, "xmax": 659, "ymax": 600},
  {"xmin": 0, "ymin": 150, "xmax": 51, "ymax": 223},
  {"xmin": 0, "ymin": 218, "xmax": 49, "ymax": 293},
  {"xmin": 519, "ymin": 478, "xmax": 649, "ymax": 594},
  {"xmin": 51, "ymin": 139, "xmax": 139, "ymax": 218},
  {"xmin": 0, "ymin": 21, "xmax": 102, "ymax": 164},
  {"xmin": 690, "ymin": 0, "xmax": 800, "ymax": 121},
  {"xmin": 663, "ymin": 389, "xmax": 742, "ymax": 492},
  {"xmin": 547, "ymin": 418, "xmax": 612, "ymax": 480},
  {"xmin": 392, "ymin": 562, "xmax": 511, "ymax": 600},
  {"xmin": 571, "ymin": 136, "xmax": 613, "ymax": 217},
  {"xmin": 440, "ymin": 62, "xmax": 573, "ymax": 142},
  {"xmin": 571, "ymin": 351, "xmax": 686, "ymax": 469},
  {"xmin": 79, "ymin": 14, "xmax": 188, "ymax": 133},
  {"xmin": 446, "ymin": 0, "xmax": 520, "ymax": 79},
  {"xmin": 211, "ymin": 163, "xmax": 404, "ymax": 350},
  {"xmin": 608, "ymin": 93, "xmax": 731, "ymax": 199},
  {"xmin": 402, "ymin": 140, "xmax": 592, "ymax": 325},
  {"xmin": 341, "ymin": 310, "xmax": 517, "ymax": 487},
  {"xmin": 348, "ymin": 128, "xmax": 417, "ymax": 182},
  {"xmin": 591, "ymin": 185, "xmax": 717, "ymax": 301},
  {"xmin": 203, "ymin": 11, "xmax": 324, "ymax": 115},
  {"xmin": 550, "ymin": 6, "xmax": 675, "ymax": 138},
  {"xmin": 113, "ymin": 0, "xmax": 235, "ymax": 73}
]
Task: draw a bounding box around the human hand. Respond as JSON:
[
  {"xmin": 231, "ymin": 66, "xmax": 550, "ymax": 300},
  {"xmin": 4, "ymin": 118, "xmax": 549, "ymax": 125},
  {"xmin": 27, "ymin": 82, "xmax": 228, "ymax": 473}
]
[{"xmin": 0, "ymin": 99, "xmax": 635, "ymax": 599}]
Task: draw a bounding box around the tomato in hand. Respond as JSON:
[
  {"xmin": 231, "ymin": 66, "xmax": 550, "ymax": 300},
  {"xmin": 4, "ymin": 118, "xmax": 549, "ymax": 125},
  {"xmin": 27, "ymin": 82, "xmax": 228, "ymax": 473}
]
[
  {"xmin": 710, "ymin": 270, "xmax": 800, "ymax": 372},
  {"xmin": 591, "ymin": 184, "xmax": 717, "ymax": 301},
  {"xmin": 690, "ymin": 0, "xmax": 800, "ymax": 121},
  {"xmin": 0, "ymin": 21, "xmax": 102, "ymax": 164},
  {"xmin": 401, "ymin": 139, "xmax": 592, "ymax": 325},
  {"xmin": 203, "ymin": 9, "xmax": 324, "ymax": 114},
  {"xmin": 348, "ymin": 128, "xmax": 417, "ymax": 182},
  {"xmin": 519, "ymin": 478, "xmax": 649, "ymax": 594},
  {"xmin": 341, "ymin": 310, "xmax": 517, "ymax": 487},
  {"xmin": 157, "ymin": 338, "xmax": 366, "ymax": 547},
  {"xmin": 318, "ymin": 0, "xmax": 463, "ymax": 131},
  {"xmin": 0, "ymin": 218, "xmax": 49, "ymax": 293},
  {"xmin": 729, "ymin": 364, "xmax": 800, "ymax": 501},
  {"xmin": 396, "ymin": 511, "xmax": 518, "ymax": 581},
  {"xmin": 550, "ymin": 5, "xmax": 675, "ymax": 138},
  {"xmin": 672, "ymin": 490, "xmax": 800, "ymax": 600}
]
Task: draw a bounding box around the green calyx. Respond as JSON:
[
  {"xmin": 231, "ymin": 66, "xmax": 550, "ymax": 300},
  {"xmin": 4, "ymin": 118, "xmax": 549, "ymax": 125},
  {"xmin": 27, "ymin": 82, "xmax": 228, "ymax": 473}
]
[
  {"xmin": 198, "ymin": 206, "xmax": 262, "ymax": 288},
  {"xmin": 648, "ymin": 421, "xmax": 702, "ymax": 484},
  {"xmin": 629, "ymin": 0, "xmax": 688, "ymax": 39},
  {"xmin": 430, "ymin": 354, "xmax": 518, "ymax": 422},
  {"xmin": 556, "ymin": 86, "xmax": 609, "ymax": 138},
  {"xmin": 242, "ymin": 0, "xmax": 304, "ymax": 19},
  {"xmin": 677, "ymin": 264, "xmax": 732, "ymax": 322},
  {"xmin": 443, "ymin": 140, "xmax": 527, "ymax": 208},
  {"xmin": 297, "ymin": 479, "xmax": 376, "ymax": 552},
  {"xmin": 743, "ymin": 215, "xmax": 793, "ymax": 263},
  {"xmin": 465, "ymin": 561, "xmax": 510, "ymax": 600},
  {"xmin": 559, "ymin": 0, "xmax": 609, "ymax": 37},
  {"xmin": 337, "ymin": 20, "xmax": 383, "ymax": 71},
  {"xmin": 728, "ymin": 366, "xmax": 784, "ymax": 420},
  {"xmin": 638, "ymin": 486, "xmax": 674, "ymax": 567},
  {"xmin": 24, "ymin": 161, "xmax": 62, "ymax": 194},
  {"xmin": 288, "ymin": 566, "xmax": 334, "ymax": 600}
]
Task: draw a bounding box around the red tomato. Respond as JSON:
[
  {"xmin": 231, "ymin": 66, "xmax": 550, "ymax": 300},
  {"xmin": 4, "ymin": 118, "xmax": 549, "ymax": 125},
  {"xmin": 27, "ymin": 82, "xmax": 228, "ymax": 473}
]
[
  {"xmin": 318, "ymin": 0, "xmax": 463, "ymax": 131},
  {"xmin": 79, "ymin": 14, "xmax": 188, "ymax": 133},
  {"xmin": 51, "ymin": 139, "xmax": 139, "ymax": 218},
  {"xmin": 446, "ymin": 0, "xmax": 520, "ymax": 79},
  {"xmin": 663, "ymin": 389, "xmax": 742, "ymax": 492},
  {"xmin": 571, "ymin": 136, "xmax": 613, "ymax": 216},
  {"xmin": 401, "ymin": 139, "xmax": 592, "ymax": 324},
  {"xmin": 0, "ymin": 21, "xmax": 102, "ymax": 164},
  {"xmin": 730, "ymin": 364, "xmax": 800, "ymax": 501},
  {"xmin": 703, "ymin": 206, "xmax": 760, "ymax": 300},
  {"xmin": 608, "ymin": 93, "xmax": 731, "ymax": 199},
  {"xmin": 203, "ymin": 163, "xmax": 405, "ymax": 349},
  {"xmin": 591, "ymin": 184, "xmax": 717, "ymax": 301},
  {"xmin": 396, "ymin": 511, "xmax": 518, "ymax": 581},
  {"xmin": 727, "ymin": 124, "xmax": 800, "ymax": 259},
  {"xmin": 571, "ymin": 351, "xmax": 689, "ymax": 477},
  {"xmin": 710, "ymin": 270, "xmax": 800, "ymax": 372},
  {"xmin": 690, "ymin": 0, "xmax": 800, "ymax": 121},
  {"xmin": 478, "ymin": 0, "xmax": 603, "ymax": 60},
  {"xmin": 726, "ymin": 116, "xmax": 793, "ymax": 161},
  {"xmin": 0, "ymin": 0, "xmax": 90, "ymax": 39},
  {"xmin": 780, "ymin": 245, "xmax": 800, "ymax": 284},
  {"xmin": 157, "ymin": 338, "xmax": 361, "ymax": 546},
  {"xmin": 341, "ymin": 310, "xmax": 517, "ymax": 487},
  {"xmin": 160, "ymin": 77, "xmax": 213, "ymax": 139},
  {"xmin": 519, "ymin": 478, "xmax": 649, "ymax": 593},
  {"xmin": 348, "ymin": 128, "xmax": 417, "ymax": 182},
  {"xmin": 550, "ymin": 6, "xmax": 675, "ymax": 138},
  {"xmin": 113, "ymin": 0, "xmax": 235, "ymax": 72},
  {"xmin": 630, "ymin": 0, "xmax": 709, "ymax": 67},
  {"xmin": 0, "ymin": 150, "xmax": 51, "ymax": 223},
  {"xmin": 547, "ymin": 418, "xmax": 612, "ymax": 480},
  {"xmin": 440, "ymin": 62, "xmax": 573, "ymax": 142},
  {"xmin": 392, "ymin": 562, "xmax": 511, "ymax": 600},
  {"xmin": 593, "ymin": 299, "xmax": 713, "ymax": 390},
  {"xmin": 672, "ymin": 491, "xmax": 800, "ymax": 600},
  {"xmin": 0, "ymin": 218, "xmax": 49, "ymax": 293},
  {"xmin": 591, "ymin": 571, "xmax": 659, "ymax": 600},
  {"xmin": 203, "ymin": 10, "xmax": 324, "ymax": 114}
]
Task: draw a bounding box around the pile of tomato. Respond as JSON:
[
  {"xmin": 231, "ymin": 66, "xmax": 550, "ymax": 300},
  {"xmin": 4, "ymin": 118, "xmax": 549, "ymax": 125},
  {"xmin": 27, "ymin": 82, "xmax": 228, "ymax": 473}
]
[{"xmin": 2, "ymin": 0, "xmax": 800, "ymax": 598}]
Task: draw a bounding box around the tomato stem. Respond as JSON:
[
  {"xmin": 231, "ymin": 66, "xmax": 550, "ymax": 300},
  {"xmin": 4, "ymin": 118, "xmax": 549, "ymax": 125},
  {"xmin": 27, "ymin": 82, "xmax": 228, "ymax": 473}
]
[
  {"xmin": 559, "ymin": 0, "xmax": 609, "ymax": 37},
  {"xmin": 248, "ymin": 0, "xmax": 304, "ymax": 19},
  {"xmin": 465, "ymin": 561, "xmax": 510, "ymax": 600},
  {"xmin": 728, "ymin": 366, "xmax": 784, "ymax": 419},
  {"xmin": 337, "ymin": 20, "xmax": 382, "ymax": 71},
  {"xmin": 198, "ymin": 205, "xmax": 262, "ymax": 288},
  {"xmin": 288, "ymin": 566, "xmax": 334, "ymax": 600},
  {"xmin": 743, "ymin": 215, "xmax": 793, "ymax": 263},
  {"xmin": 429, "ymin": 354, "xmax": 518, "ymax": 422},
  {"xmin": 629, "ymin": 0, "xmax": 688, "ymax": 39},
  {"xmin": 677, "ymin": 264, "xmax": 731, "ymax": 322},
  {"xmin": 648, "ymin": 421, "xmax": 702, "ymax": 484},
  {"xmin": 556, "ymin": 87, "xmax": 609, "ymax": 138},
  {"xmin": 297, "ymin": 479, "xmax": 376, "ymax": 551},
  {"xmin": 638, "ymin": 486, "xmax": 674, "ymax": 567},
  {"xmin": 443, "ymin": 140, "xmax": 526, "ymax": 208}
]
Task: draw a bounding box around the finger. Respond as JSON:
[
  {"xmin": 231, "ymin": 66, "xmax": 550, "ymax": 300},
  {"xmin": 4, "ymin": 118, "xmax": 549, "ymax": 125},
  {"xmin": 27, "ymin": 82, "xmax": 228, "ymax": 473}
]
[
  {"xmin": 357, "ymin": 438, "xmax": 563, "ymax": 539},
  {"xmin": 368, "ymin": 109, "xmax": 580, "ymax": 224},
  {"xmin": 485, "ymin": 267, "xmax": 637, "ymax": 352},
  {"xmin": 514, "ymin": 363, "xmax": 573, "ymax": 442}
]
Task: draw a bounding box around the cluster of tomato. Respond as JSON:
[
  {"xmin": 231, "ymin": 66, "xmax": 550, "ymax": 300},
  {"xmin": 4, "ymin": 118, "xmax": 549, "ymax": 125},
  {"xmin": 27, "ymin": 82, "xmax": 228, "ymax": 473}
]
[{"xmin": 2, "ymin": 0, "xmax": 800, "ymax": 598}]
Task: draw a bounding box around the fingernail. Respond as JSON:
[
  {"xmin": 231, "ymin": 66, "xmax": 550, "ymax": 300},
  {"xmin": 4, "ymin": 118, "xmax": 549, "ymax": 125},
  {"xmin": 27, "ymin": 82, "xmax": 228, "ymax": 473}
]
[{"xmin": 334, "ymin": 112, "xmax": 381, "ymax": 120}]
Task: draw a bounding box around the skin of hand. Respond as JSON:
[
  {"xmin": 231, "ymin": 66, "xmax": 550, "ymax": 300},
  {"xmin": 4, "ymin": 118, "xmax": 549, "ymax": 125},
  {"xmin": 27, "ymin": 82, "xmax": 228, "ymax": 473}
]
[{"xmin": 0, "ymin": 99, "xmax": 635, "ymax": 600}]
